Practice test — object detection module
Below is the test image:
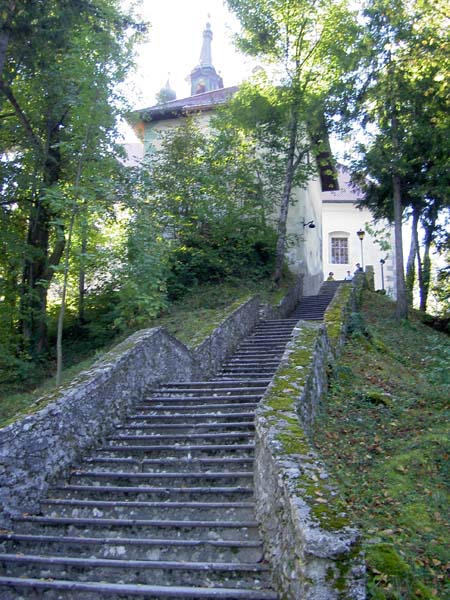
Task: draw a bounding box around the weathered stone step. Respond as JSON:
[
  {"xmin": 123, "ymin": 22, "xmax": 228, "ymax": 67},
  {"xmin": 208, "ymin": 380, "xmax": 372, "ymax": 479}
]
[
  {"xmin": 80, "ymin": 456, "xmax": 254, "ymax": 473},
  {"xmin": 127, "ymin": 412, "xmax": 255, "ymax": 423},
  {"xmin": 106, "ymin": 432, "xmax": 254, "ymax": 447},
  {"xmin": 0, "ymin": 532, "xmax": 262, "ymax": 562},
  {"xmin": 12, "ymin": 516, "xmax": 260, "ymax": 542},
  {"xmin": 68, "ymin": 470, "xmax": 254, "ymax": 488},
  {"xmin": 237, "ymin": 342, "xmax": 286, "ymax": 349},
  {"xmin": 230, "ymin": 351, "xmax": 282, "ymax": 358},
  {"xmin": 39, "ymin": 497, "xmax": 255, "ymax": 521},
  {"xmin": 0, "ymin": 553, "xmax": 272, "ymax": 588},
  {"xmin": 150, "ymin": 387, "xmax": 267, "ymax": 397},
  {"xmin": 142, "ymin": 395, "xmax": 263, "ymax": 404},
  {"xmin": 49, "ymin": 483, "xmax": 254, "ymax": 503},
  {"xmin": 226, "ymin": 357, "xmax": 280, "ymax": 363},
  {"xmin": 134, "ymin": 402, "xmax": 259, "ymax": 413},
  {"xmin": 221, "ymin": 367, "xmax": 276, "ymax": 374},
  {"xmin": 157, "ymin": 380, "xmax": 269, "ymax": 389},
  {"xmin": 0, "ymin": 576, "xmax": 279, "ymax": 599},
  {"xmin": 96, "ymin": 443, "xmax": 255, "ymax": 460},
  {"xmin": 254, "ymin": 321, "xmax": 297, "ymax": 327},
  {"xmin": 117, "ymin": 422, "xmax": 255, "ymax": 435}
]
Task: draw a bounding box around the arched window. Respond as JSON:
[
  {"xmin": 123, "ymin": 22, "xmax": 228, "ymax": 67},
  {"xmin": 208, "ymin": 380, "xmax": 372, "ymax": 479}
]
[{"xmin": 330, "ymin": 231, "xmax": 349, "ymax": 264}]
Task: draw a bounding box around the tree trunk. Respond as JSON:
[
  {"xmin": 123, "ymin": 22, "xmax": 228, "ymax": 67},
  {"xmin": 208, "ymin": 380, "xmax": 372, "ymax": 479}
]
[
  {"xmin": 19, "ymin": 128, "xmax": 64, "ymax": 357},
  {"xmin": 78, "ymin": 204, "xmax": 88, "ymax": 323},
  {"xmin": 390, "ymin": 96, "xmax": 408, "ymax": 320},
  {"xmin": 405, "ymin": 207, "xmax": 419, "ymax": 306},
  {"xmin": 418, "ymin": 216, "xmax": 436, "ymax": 313},
  {"xmin": 56, "ymin": 208, "xmax": 76, "ymax": 386},
  {"xmin": 273, "ymin": 114, "xmax": 298, "ymax": 283},
  {"xmin": 392, "ymin": 172, "xmax": 408, "ymax": 320}
]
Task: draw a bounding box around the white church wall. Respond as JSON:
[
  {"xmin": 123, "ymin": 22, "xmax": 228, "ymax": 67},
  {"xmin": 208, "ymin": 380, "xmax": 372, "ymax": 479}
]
[
  {"xmin": 322, "ymin": 202, "xmax": 395, "ymax": 294},
  {"xmin": 285, "ymin": 175, "xmax": 323, "ymax": 295}
]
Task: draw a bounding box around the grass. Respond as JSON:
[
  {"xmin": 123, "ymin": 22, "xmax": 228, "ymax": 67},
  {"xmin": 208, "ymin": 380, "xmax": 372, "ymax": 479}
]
[
  {"xmin": 314, "ymin": 290, "xmax": 449, "ymax": 599},
  {"xmin": 0, "ymin": 275, "xmax": 293, "ymax": 428}
]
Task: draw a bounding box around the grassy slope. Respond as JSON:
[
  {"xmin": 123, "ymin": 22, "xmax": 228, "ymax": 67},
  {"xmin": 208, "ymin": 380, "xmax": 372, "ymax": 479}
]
[
  {"xmin": 0, "ymin": 277, "xmax": 292, "ymax": 428},
  {"xmin": 314, "ymin": 290, "xmax": 449, "ymax": 599}
]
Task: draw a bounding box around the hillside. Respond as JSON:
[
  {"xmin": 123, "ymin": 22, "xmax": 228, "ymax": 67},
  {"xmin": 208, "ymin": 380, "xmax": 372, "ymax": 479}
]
[{"xmin": 314, "ymin": 290, "xmax": 449, "ymax": 599}]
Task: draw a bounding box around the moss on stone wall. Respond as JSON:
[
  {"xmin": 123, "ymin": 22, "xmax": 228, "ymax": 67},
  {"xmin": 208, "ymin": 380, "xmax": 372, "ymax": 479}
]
[{"xmin": 324, "ymin": 283, "xmax": 353, "ymax": 353}]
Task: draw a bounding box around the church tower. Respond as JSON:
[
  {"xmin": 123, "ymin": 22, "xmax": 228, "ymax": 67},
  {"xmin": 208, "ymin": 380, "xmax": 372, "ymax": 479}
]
[{"xmin": 190, "ymin": 22, "xmax": 224, "ymax": 96}]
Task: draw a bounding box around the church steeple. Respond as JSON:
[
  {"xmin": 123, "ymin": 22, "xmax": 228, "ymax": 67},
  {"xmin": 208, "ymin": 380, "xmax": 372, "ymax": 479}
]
[
  {"xmin": 199, "ymin": 22, "xmax": 213, "ymax": 66},
  {"xmin": 190, "ymin": 22, "xmax": 224, "ymax": 96}
]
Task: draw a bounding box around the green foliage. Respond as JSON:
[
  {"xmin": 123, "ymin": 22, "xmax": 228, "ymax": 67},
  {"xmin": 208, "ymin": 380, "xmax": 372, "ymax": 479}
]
[
  {"xmin": 166, "ymin": 218, "xmax": 277, "ymax": 300},
  {"xmin": 347, "ymin": 0, "xmax": 450, "ymax": 313},
  {"xmin": 346, "ymin": 311, "xmax": 372, "ymax": 339},
  {"xmin": 141, "ymin": 118, "xmax": 279, "ymax": 301},
  {"xmin": 0, "ymin": 0, "xmax": 145, "ymax": 361},
  {"xmin": 115, "ymin": 208, "xmax": 170, "ymax": 329},
  {"xmin": 225, "ymin": 0, "xmax": 360, "ymax": 280}
]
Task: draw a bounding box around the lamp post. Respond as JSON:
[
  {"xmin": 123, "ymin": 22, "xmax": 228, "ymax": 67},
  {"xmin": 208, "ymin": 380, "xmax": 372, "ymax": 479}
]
[
  {"xmin": 380, "ymin": 258, "xmax": 385, "ymax": 291},
  {"xmin": 356, "ymin": 229, "xmax": 365, "ymax": 270}
]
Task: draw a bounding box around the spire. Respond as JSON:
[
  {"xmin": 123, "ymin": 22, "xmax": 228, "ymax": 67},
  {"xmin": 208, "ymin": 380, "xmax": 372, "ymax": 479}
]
[
  {"xmin": 199, "ymin": 22, "xmax": 213, "ymax": 67},
  {"xmin": 189, "ymin": 21, "xmax": 224, "ymax": 96}
]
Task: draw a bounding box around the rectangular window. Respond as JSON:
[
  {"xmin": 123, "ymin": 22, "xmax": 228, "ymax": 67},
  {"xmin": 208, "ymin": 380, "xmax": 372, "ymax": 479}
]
[{"xmin": 331, "ymin": 238, "xmax": 348, "ymax": 264}]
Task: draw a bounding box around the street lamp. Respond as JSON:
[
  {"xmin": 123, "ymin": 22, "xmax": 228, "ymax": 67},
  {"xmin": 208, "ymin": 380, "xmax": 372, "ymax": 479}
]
[
  {"xmin": 356, "ymin": 229, "xmax": 365, "ymax": 270},
  {"xmin": 380, "ymin": 258, "xmax": 385, "ymax": 291}
]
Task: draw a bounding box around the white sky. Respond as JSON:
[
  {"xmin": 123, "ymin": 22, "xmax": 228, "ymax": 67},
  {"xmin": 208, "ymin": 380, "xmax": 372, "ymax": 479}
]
[{"xmin": 119, "ymin": 0, "xmax": 255, "ymax": 142}]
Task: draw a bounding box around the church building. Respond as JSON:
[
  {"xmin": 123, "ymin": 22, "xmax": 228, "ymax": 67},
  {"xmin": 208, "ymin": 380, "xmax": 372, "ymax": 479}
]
[{"xmin": 128, "ymin": 23, "xmax": 389, "ymax": 296}]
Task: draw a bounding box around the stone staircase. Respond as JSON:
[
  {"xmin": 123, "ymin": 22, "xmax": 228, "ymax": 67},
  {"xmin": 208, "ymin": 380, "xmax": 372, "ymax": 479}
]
[
  {"xmin": 290, "ymin": 280, "xmax": 341, "ymax": 321},
  {"xmin": 0, "ymin": 283, "xmax": 339, "ymax": 599}
]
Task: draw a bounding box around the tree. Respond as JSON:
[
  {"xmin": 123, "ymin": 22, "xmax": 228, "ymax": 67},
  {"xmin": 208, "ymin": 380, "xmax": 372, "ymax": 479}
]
[
  {"xmin": 141, "ymin": 118, "xmax": 278, "ymax": 300},
  {"xmin": 0, "ymin": 0, "xmax": 144, "ymax": 361},
  {"xmin": 348, "ymin": 0, "xmax": 449, "ymax": 317},
  {"xmin": 225, "ymin": 0, "xmax": 359, "ymax": 282}
]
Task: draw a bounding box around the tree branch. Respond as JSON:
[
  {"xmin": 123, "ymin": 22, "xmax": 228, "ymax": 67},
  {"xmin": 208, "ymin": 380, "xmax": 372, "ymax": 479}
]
[{"xmin": 0, "ymin": 79, "xmax": 43, "ymax": 154}]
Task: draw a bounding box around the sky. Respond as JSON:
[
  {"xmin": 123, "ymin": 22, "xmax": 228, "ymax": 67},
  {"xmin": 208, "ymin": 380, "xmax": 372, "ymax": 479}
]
[{"xmin": 120, "ymin": 0, "xmax": 255, "ymax": 142}]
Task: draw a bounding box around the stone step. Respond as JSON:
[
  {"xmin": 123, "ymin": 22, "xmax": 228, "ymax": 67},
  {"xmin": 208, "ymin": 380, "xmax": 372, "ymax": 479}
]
[
  {"xmin": 80, "ymin": 456, "xmax": 254, "ymax": 473},
  {"xmin": 67, "ymin": 470, "xmax": 254, "ymax": 488},
  {"xmin": 139, "ymin": 394, "xmax": 263, "ymax": 404},
  {"xmin": 221, "ymin": 367, "xmax": 276, "ymax": 374},
  {"xmin": 237, "ymin": 343, "xmax": 286, "ymax": 349},
  {"xmin": 117, "ymin": 422, "xmax": 255, "ymax": 435},
  {"xmin": 0, "ymin": 576, "xmax": 279, "ymax": 599},
  {"xmin": 150, "ymin": 387, "xmax": 267, "ymax": 397},
  {"xmin": 0, "ymin": 532, "xmax": 262, "ymax": 562},
  {"xmin": 134, "ymin": 402, "xmax": 259, "ymax": 414},
  {"xmin": 12, "ymin": 516, "xmax": 260, "ymax": 542},
  {"xmin": 49, "ymin": 482, "xmax": 253, "ymax": 503},
  {"xmin": 230, "ymin": 351, "xmax": 282, "ymax": 358},
  {"xmin": 157, "ymin": 380, "xmax": 269, "ymax": 389},
  {"xmin": 127, "ymin": 412, "xmax": 255, "ymax": 423},
  {"xmin": 40, "ymin": 498, "xmax": 256, "ymax": 521},
  {"xmin": 246, "ymin": 336, "xmax": 291, "ymax": 342},
  {"xmin": 226, "ymin": 357, "xmax": 280, "ymax": 363},
  {"xmin": 49, "ymin": 484, "xmax": 254, "ymax": 503},
  {"xmin": 96, "ymin": 442, "xmax": 255, "ymax": 460},
  {"xmin": 0, "ymin": 553, "xmax": 272, "ymax": 588},
  {"xmin": 105, "ymin": 432, "xmax": 254, "ymax": 447}
]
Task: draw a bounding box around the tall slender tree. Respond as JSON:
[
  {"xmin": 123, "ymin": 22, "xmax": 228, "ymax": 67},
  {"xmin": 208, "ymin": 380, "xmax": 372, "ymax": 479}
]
[
  {"xmin": 349, "ymin": 0, "xmax": 449, "ymax": 316},
  {"xmin": 225, "ymin": 0, "xmax": 360, "ymax": 282}
]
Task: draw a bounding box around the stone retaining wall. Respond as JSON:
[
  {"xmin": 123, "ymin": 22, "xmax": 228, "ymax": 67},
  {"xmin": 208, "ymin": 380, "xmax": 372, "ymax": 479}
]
[
  {"xmin": 254, "ymin": 280, "xmax": 366, "ymax": 599},
  {"xmin": 260, "ymin": 275, "xmax": 303, "ymax": 320},
  {"xmin": 196, "ymin": 296, "xmax": 261, "ymax": 376},
  {"xmin": 0, "ymin": 294, "xmax": 271, "ymax": 527}
]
